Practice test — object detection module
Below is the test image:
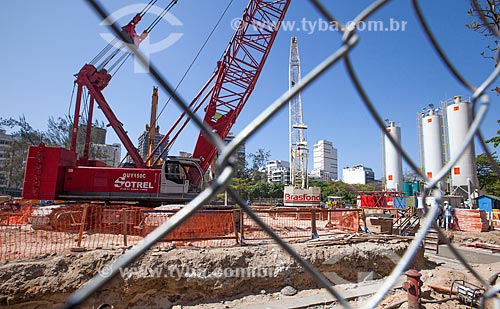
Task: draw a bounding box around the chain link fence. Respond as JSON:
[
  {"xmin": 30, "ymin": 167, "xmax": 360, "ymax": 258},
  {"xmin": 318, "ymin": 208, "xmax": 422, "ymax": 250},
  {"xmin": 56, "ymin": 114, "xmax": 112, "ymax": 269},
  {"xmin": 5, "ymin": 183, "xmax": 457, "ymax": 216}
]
[{"xmin": 63, "ymin": 0, "xmax": 500, "ymax": 308}]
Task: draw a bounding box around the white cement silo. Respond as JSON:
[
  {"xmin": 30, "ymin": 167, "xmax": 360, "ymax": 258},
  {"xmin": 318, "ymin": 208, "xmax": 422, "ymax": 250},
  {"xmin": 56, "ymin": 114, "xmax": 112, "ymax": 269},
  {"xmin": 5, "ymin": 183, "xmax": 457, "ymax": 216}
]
[
  {"xmin": 446, "ymin": 96, "xmax": 478, "ymax": 189},
  {"xmin": 422, "ymin": 108, "xmax": 444, "ymax": 189},
  {"xmin": 384, "ymin": 122, "xmax": 403, "ymax": 191}
]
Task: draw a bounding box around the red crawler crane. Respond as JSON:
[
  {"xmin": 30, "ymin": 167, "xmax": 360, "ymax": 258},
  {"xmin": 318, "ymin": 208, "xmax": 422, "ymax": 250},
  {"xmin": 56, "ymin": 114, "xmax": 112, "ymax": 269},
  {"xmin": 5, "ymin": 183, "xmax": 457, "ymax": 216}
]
[{"xmin": 22, "ymin": 0, "xmax": 290, "ymax": 205}]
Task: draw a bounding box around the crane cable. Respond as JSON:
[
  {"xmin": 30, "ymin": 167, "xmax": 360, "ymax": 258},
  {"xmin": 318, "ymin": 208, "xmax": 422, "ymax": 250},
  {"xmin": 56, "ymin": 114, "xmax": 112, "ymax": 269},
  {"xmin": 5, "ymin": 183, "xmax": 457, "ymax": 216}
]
[
  {"xmin": 89, "ymin": 0, "xmax": 161, "ymax": 67},
  {"xmin": 98, "ymin": 0, "xmax": 178, "ymax": 74},
  {"xmin": 139, "ymin": 0, "xmax": 159, "ymax": 17},
  {"xmin": 108, "ymin": 52, "xmax": 131, "ymax": 75},
  {"xmin": 153, "ymin": 0, "xmax": 235, "ymax": 160},
  {"xmin": 145, "ymin": 0, "xmax": 177, "ymax": 33},
  {"xmin": 90, "ymin": 38, "xmax": 118, "ymax": 66},
  {"xmin": 156, "ymin": 0, "xmax": 235, "ymax": 122},
  {"xmin": 67, "ymin": 83, "xmax": 77, "ymax": 119}
]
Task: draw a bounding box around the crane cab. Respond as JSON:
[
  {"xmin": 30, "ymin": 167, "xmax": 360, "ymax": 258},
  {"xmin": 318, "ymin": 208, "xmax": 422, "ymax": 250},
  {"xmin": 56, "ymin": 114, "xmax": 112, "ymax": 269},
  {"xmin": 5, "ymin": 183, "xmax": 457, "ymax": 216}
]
[{"xmin": 160, "ymin": 157, "xmax": 203, "ymax": 195}]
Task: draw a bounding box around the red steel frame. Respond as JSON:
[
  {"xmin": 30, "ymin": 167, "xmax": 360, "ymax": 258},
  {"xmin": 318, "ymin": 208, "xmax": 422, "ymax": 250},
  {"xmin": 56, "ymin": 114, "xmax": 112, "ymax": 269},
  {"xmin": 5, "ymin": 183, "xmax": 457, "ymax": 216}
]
[{"xmin": 69, "ymin": 15, "xmax": 147, "ymax": 168}]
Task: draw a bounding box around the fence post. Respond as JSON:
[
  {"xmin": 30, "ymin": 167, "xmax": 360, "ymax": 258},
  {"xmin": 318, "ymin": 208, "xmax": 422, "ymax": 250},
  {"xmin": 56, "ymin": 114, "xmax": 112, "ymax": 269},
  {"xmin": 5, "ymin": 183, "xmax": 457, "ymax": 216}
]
[
  {"xmin": 233, "ymin": 209, "xmax": 240, "ymax": 244},
  {"xmin": 122, "ymin": 209, "xmax": 128, "ymax": 247},
  {"xmin": 76, "ymin": 205, "xmax": 88, "ymax": 248},
  {"xmin": 311, "ymin": 209, "xmax": 318, "ymax": 239},
  {"xmin": 361, "ymin": 209, "xmax": 368, "ymax": 233},
  {"xmin": 326, "ymin": 209, "xmax": 333, "ymax": 228},
  {"xmin": 240, "ymin": 208, "xmax": 245, "ymax": 245}
]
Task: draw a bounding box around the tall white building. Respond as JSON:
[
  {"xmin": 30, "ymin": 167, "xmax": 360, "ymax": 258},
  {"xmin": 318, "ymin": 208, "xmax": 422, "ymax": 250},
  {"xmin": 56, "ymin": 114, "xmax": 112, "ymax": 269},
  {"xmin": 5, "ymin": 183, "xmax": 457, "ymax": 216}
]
[
  {"xmin": 266, "ymin": 160, "xmax": 290, "ymax": 184},
  {"xmin": 343, "ymin": 165, "xmax": 375, "ymax": 185},
  {"xmin": 311, "ymin": 140, "xmax": 338, "ymax": 181}
]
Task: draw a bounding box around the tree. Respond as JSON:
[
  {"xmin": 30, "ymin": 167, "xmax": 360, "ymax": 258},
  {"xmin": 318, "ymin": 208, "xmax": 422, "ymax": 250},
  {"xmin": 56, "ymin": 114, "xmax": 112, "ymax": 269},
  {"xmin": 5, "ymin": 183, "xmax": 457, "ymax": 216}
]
[
  {"xmin": 309, "ymin": 180, "xmax": 358, "ymax": 204},
  {"xmin": 0, "ymin": 116, "xmax": 45, "ymax": 188},
  {"xmin": 403, "ymin": 168, "xmax": 421, "ymax": 183},
  {"xmin": 486, "ymin": 119, "xmax": 500, "ymax": 148},
  {"xmin": 468, "ymin": 1, "xmax": 500, "ymax": 196},
  {"xmin": 476, "ymin": 153, "xmax": 500, "ymax": 195},
  {"xmin": 46, "ymin": 115, "xmax": 72, "ymax": 147},
  {"xmin": 246, "ymin": 148, "xmax": 271, "ymax": 182},
  {"xmin": 0, "ymin": 115, "xmax": 109, "ymax": 188},
  {"xmin": 467, "ymin": 0, "xmax": 500, "ymax": 94}
]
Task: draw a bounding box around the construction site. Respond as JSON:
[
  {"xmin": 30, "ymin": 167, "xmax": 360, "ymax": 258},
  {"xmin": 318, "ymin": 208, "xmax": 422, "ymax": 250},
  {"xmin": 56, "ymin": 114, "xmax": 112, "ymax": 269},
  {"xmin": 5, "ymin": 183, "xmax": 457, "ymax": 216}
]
[{"xmin": 1, "ymin": 0, "xmax": 500, "ymax": 308}]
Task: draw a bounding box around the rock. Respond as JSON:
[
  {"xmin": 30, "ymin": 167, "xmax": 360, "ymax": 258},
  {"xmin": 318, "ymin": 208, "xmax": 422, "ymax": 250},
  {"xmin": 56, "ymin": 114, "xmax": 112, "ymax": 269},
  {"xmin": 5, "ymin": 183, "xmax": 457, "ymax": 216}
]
[
  {"xmin": 280, "ymin": 285, "xmax": 297, "ymax": 296},
  {"xmin": 260, "ymin": 289, "xmax": 266, "ymax": 294}
]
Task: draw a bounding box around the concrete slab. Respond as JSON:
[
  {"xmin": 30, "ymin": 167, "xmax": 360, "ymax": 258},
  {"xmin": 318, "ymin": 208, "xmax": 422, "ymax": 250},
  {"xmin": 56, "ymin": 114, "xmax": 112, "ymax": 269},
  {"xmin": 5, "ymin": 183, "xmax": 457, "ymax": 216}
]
[
  {"xmin": 437, "ymin": 245, "xmax": 500, "ymax": 264},
  {"xmin": 235, "ymin": 276, "xmax": 405, "ymax": 309}
]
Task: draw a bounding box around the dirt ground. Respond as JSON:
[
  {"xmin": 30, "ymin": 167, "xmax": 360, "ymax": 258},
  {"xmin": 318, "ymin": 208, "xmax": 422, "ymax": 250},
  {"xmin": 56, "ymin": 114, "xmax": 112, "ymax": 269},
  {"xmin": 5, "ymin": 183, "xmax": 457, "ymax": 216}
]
[
  {"xmin": 445, "ymin": 230, "xmax": 500, "ymax": 246},
  {"xmin": 0, "ymin": 231, "xmax": 498, "ymax": 308}
]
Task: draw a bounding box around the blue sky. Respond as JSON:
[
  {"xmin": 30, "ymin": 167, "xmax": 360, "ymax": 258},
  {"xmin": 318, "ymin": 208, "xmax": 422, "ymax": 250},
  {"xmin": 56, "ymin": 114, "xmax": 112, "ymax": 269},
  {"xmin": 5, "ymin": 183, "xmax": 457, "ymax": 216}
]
[{"xmin": 1, "ymin": 1, "xmax": 499, "ymax": 179}]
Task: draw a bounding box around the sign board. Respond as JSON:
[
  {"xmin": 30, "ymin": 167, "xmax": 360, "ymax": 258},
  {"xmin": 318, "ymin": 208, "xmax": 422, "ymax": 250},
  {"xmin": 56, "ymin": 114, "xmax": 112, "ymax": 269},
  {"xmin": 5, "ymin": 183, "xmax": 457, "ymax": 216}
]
[{"xmin": 284, "ymin": 186, "xmax": 321, "ymax": 207}]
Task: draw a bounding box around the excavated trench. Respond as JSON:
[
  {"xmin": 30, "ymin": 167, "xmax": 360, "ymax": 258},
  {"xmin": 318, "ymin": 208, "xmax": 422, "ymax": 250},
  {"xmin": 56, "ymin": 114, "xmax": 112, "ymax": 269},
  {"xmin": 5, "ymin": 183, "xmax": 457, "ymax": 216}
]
[{"xmin": 0, "ymin": 235, "xmax": 424, "ymax": 308}]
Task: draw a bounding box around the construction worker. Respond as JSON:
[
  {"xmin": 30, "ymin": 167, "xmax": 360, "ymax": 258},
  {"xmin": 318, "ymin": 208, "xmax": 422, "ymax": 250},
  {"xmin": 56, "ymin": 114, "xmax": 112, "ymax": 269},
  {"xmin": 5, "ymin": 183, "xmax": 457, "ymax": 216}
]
[
  {"xmin": 437, "ymin": 203, "xmax": 444, "ymax": 228},
  {"xmin": 444, "ymin": 202, "xmax": 453, "ymax": 230}
]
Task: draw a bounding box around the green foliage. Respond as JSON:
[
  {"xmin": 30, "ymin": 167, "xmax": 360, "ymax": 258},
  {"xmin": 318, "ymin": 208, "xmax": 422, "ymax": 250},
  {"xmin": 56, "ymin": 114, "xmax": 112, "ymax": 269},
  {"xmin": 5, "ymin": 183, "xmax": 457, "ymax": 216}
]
[
  {"xmin": 486, "ymin": 119, "xmax": 500, "ymax": 148},
  {"xmin": 467, "ymin": 2, "xmax": 500, "ymax": 196},
  {"xmin": 230, "ymin": 178, "xmax": 252, "ymax": 200},
  {"xmin": 476, "ymin": 153, "xmax": 500, "ymax": 196},
  {"xmin": 0, "ymin": 115, "xmax": 44, "ymax": 145},
  {"xmin": 246, "ymin": 148, "xmax": 270, "ymax": 181},
  {"xmin": 230, "ymin": 177, "xmax": 383, "ymax": 205},
  {"xmin": 0, "ymin": 115, "xmax": 108, "ymax": 188},
  {"xmin": 466, "ymin": 0, "xmax": 500, "ymax": 65},
  {"xmin": 46, "ymin": 115, "xmax": 72, "ymax": 147},
  {"xmin": 228, "ymin": 178, "xmax": 284, "ymax": 201},
  {"xmin": 0, "ymin": 116, "xmax": 46, "ymax": 188},
  {"xmin": 309, "ymin": 180, "xmax": 360, "ymax": 204}
]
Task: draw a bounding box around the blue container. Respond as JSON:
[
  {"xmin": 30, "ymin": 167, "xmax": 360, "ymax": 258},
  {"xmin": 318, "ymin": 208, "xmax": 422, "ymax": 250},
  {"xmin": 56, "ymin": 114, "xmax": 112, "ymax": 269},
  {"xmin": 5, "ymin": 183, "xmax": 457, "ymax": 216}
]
[
  {"xmin": 412, "ymin": 182, "xmax": 421, "ymax": 194},
  {"xmin": 403, "ymin": 182, "xmax": 412, "ymax": 197}
]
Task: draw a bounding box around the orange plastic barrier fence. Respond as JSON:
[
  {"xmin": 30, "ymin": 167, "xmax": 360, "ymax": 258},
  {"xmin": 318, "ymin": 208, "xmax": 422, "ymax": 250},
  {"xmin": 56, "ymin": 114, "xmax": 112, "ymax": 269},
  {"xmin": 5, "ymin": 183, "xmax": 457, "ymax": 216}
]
[
  {"xmin": 0, "ymin": 204, "xmax": 239, "ymax": 262},
  {"xmin": 141, "ymin": 209, "xmax": 238, "ymax": 242},
  {"xmin": 242, "ymin": 208, "xmax": 360, "ymax": 244},
  {"xmin": 317, "ymin": 210, "xmax": 359, "ymax": 233},
  {"xmin": 1, "ymin": 205, "xmax": 362, "ymax": 261}
]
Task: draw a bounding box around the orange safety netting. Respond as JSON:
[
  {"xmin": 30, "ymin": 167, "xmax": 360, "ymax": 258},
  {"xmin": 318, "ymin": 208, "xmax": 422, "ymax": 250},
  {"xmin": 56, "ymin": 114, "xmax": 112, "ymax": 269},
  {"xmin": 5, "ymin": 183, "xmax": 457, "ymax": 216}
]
[
  {"xmin": 242, "ymin": 208, "xmax": 360, "ymax": 244},
  {"xmin": 1, "ymin": 204, "xmax": 363, "ymax": 261},
  {"xmin": 0, "ymin": 204, "xmax": 239, "ymax": 261}
]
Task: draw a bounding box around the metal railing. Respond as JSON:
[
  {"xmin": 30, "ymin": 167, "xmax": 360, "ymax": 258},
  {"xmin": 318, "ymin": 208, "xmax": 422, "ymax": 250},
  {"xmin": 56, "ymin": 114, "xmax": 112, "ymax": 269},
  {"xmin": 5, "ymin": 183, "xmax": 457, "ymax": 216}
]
[{"xmin": 64, "ymin": 0, "xmax": 500, "ymax": 308}]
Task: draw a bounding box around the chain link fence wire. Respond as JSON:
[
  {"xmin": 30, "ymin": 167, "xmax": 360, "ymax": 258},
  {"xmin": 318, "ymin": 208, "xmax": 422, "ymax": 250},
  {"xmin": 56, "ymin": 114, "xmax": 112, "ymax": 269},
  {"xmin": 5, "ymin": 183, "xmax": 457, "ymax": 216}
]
[{"xmin": 63, "ymin": 0, "xmax": 500, "ymax": 307}]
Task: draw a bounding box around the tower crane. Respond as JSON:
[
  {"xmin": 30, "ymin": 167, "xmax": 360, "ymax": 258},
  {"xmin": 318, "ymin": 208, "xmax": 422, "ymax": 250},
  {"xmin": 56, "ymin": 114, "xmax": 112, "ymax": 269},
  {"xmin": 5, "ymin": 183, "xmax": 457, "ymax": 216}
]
[
  {"xmin": 288, "ymin": 36, "xmax": 309, "ymax": 189},
  {"xmin": 22, "ymin": 0, "xmax": 291, "ymax": 205},
  {"xmin": 283, "ymin": 36, "xmax": 321, "ymax": 207}
]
